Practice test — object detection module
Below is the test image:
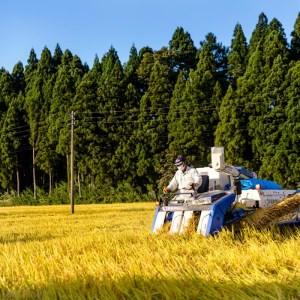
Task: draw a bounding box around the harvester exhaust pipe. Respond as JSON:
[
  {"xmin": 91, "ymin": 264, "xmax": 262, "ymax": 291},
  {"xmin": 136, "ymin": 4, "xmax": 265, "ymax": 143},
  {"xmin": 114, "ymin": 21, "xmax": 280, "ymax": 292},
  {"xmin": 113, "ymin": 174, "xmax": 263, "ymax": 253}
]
[{"xmin": 234, "ymin": 178, "xmax": 242, "ymax": 195}]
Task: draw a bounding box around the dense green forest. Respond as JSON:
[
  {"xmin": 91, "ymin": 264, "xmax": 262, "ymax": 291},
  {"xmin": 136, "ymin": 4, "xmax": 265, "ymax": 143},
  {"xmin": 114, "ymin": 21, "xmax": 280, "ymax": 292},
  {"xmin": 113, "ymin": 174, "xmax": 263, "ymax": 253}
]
[{"xmin": 0, "ymin": 12, "xmax": 299, "ymax": 204}]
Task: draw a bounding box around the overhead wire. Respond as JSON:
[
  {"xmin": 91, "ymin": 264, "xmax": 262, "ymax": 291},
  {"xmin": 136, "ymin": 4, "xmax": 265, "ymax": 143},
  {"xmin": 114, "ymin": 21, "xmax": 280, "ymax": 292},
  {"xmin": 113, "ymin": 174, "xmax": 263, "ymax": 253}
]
[
  {"xmin": 0, "ymin": 93, "xmax": 285, "ymax": 136},
  {"xmin": 0, "ymin": 98, "xmax": 288, "ymax": 155}
]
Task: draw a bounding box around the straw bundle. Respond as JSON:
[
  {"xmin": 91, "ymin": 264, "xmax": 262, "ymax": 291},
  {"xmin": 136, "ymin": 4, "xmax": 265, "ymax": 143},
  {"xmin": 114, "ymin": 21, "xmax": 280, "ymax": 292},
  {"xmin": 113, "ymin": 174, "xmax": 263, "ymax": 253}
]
[{"xmin": 240, "ymin": 193, "xmax": 300, "ymax": 229}]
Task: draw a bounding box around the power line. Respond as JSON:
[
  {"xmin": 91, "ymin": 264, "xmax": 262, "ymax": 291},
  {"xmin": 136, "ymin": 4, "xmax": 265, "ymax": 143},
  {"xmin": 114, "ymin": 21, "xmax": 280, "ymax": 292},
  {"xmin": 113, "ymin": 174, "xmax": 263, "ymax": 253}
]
[{"xmin": 0, "ymin": 96, "xmax": 287, "ymax": 137}]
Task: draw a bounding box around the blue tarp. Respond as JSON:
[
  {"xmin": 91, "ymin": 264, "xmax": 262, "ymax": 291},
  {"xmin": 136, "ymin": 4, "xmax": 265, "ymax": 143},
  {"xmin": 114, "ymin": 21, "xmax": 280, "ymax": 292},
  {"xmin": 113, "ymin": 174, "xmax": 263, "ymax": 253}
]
[{"xmin": 240, "ymin": 178, "xmax": 282, "ymax": 190}]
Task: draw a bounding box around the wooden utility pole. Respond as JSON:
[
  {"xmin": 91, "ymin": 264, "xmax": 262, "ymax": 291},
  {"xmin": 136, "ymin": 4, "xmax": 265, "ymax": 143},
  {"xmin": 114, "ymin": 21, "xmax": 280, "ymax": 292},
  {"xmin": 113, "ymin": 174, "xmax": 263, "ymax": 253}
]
[{"xmin": 70, "ymin": 111, "xmax": 75, "ymax": 214}]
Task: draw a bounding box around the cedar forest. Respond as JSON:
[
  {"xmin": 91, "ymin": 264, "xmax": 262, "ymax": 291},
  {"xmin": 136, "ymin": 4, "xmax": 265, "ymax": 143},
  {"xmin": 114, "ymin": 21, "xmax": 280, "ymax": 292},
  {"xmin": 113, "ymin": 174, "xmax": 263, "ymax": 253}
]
[{"xmin": 0, "ymin": 12, "xmax": 299, "ymax": 204}]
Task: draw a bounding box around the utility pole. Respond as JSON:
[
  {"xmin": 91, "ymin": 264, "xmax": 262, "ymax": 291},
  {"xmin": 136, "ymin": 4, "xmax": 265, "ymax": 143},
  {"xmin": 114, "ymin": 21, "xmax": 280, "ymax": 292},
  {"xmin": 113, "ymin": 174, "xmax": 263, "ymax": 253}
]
[{"xmin": 70, "ymin": 110, "xmax": 75, "ymax": 214}]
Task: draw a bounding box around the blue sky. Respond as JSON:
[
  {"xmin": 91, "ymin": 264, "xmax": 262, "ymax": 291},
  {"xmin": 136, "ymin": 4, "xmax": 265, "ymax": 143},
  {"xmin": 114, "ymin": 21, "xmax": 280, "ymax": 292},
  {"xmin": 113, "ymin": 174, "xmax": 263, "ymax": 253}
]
[{"xmin": 0, "ymin": 0, "xmax": 299, "ymax": 73}]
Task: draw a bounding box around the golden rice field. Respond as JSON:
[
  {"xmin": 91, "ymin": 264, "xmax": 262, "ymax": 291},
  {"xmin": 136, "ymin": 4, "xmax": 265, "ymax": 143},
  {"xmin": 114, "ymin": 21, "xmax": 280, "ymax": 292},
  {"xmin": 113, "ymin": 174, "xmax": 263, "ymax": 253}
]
[{"xmin": 0, "ymin": 202, "xmax": 300, "ymax": 300}]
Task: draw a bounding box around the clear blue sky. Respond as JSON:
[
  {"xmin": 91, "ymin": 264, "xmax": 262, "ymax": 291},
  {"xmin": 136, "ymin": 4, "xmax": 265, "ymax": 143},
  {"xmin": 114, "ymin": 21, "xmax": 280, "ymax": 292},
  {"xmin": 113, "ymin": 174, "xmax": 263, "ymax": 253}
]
[{"xmin": 0, "ymin": 0, "xmax": 299, "ymax": 73}]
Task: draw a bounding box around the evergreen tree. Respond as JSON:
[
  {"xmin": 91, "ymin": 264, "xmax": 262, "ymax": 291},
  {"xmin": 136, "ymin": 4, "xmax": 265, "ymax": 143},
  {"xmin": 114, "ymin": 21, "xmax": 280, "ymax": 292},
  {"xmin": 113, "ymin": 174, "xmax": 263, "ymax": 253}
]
[
  {"xmin": 199, "ymin": 33, "xmax": 229, "ymax": 92},
  {"xmin": 112, "ymin": 46, "xmax": 143, "ymax": 188},
  {"xmin": 95, "ymin": 47, "xmax": 126, "ymax": 187},
  {"xmin": 161, "ymin": 71, "xmax": 187, "ymax": 188},
  {"xmin": 0, "ymin": 68, "xmax": 14, "ymax": 111},
  {"xmin": 167, "ymin": 71, "xmax": 186, "ymax": 149},
  {"xmin": 24, "ymin": 49, "xmax": 38, "ymax": 90},
  {"xmin": 136, "ymin": 59, "xmax": 173, "ymax": 188},
  {"xmin": 290, "ymin": 12, "xmax": 300, "ymax": 61},
  {"xmin": 210, "ymin": 81, "xmax": 223, "ymax": 136},
  {"xmin": 124, "ymin": 44, "xmax": 140, "ymax": 87},
  {"xmin": 248, "ymin": 18, "xmax": 289, "ymax": 171},
  {"xmin": 11, "ymin": 62, "xmax": 25, "ymax": 95},
  {"xmin": 123, "ymin": 45, "xmax": 141, "ymax": 99},
  {"xmin": 50, "ymin": 50, "xmax": 85, "ymax": 155},
  {"xmin": 53, "ymin": 43, "xmax": 63, "ymax": 71},
  {"xmin": 250, "ymin": 55, "xmax": 289, "ymax": 172},
  {"xmin": 248, "ymin": 12, "xmax": 269, "ymax": 54},
  {"xmin": 228, "ymin": 23, "xmax": 248, "ymax": 88},
  {"xmin": 171, "ymin": 41, "xmax": 218, "ymax": 166},
  {"xmin": 214, "ymin": 85, "xmax": 246, "ymax": 165},
  {"xmin": 259, "ymin": 61, "xmax": 300, "ymax": 188},
  {"xmin": 138, "ymin": 46, "xmax": 153, "ymax": 59},
  {"xmin": 71, "ymin": 59, "xmax": 101, "ymax": 195},
  {"xmin": 137, "ymin": 48, "xmax": 154, "ymax": 94},
  {"xmin": 24, "ymin": 47, "xmax": 56, "ymax": 198},
  {"xmin": 34, "ymin": 47, "xmax": 61, "ymax": 193},
  {"xmin": 110, "ymin": 81, "xmax": 141, "ymax": 189},
  {"xmin": 262, "ymin": 18, "xmax": 288, "ymax": 73},
  {"xmin": 168, "ymin": 26, "xmax": 197, "ymax": 77},
  {"xmin": 225, "ymin": 41, "xmax": 265, "ymax": 169},
  {"xmin": 48, "ymin": 50, "xmax": 85, "ymax": 188},
  {"xmin": 0, "ymin": 93, "xmax": 26, "ymax": 194},
  {"xmin": 0, "ymin": 62, "xmax": 27, "ymax": 194}
]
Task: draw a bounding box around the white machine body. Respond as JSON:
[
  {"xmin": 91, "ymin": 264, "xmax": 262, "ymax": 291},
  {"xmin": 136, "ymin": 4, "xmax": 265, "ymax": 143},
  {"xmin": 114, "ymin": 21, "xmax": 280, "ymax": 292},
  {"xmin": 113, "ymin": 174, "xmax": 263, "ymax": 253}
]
[
  {"xmin": 238, "ymin": 189, "xmax": 298, "ymax": 208},
  {"xmin": 197, "ymin": 147, "xmax": 298, "ymax": 209}
]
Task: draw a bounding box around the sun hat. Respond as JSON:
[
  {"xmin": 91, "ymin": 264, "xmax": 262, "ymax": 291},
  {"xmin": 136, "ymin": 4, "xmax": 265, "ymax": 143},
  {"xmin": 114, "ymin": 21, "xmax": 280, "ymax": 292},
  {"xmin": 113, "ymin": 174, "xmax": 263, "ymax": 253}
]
[{"xmin": 174, "ymin": 156, "xmax": 186, "ymax": 166}]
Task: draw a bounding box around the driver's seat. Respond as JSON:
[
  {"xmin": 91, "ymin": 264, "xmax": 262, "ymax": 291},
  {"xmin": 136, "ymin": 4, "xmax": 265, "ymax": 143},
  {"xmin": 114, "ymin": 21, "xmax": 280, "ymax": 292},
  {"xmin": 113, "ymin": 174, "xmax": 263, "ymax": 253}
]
[{"xmin": 197, "ymin": 175, "xmax": 209, "ymax": 193}]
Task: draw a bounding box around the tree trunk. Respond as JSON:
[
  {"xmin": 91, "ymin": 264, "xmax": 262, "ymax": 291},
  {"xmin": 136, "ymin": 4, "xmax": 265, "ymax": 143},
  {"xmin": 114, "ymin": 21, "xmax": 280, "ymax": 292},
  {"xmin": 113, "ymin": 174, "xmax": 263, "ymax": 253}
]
[
  {"xmin": 33, "ymin": 146, "xmax": 37, "ymax": 200},
  {"xmin": 49, "ymin": 171, "xmax": 52, "ymax": 195},
  {"xmin": 89, "ymin": 174, "xmax": 94, "ymax": 188},
  {"xmin": 16, "ymin": 153, "xmax": 20, "ymax": 197},
  {"xmin": 78, "ymin": 172, "xmax": 82, "ymax": 198},
  {"xmin": 16, "ymin": 168, "xmax": 20, "ymax": 197}
]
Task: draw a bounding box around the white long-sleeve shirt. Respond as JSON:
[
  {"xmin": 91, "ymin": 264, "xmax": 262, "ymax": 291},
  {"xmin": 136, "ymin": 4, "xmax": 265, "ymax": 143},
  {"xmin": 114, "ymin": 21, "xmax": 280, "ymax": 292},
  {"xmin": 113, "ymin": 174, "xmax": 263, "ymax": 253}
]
[{"xmin": 167, "ymin": 166, "xmax": 202, "ymax": 194}]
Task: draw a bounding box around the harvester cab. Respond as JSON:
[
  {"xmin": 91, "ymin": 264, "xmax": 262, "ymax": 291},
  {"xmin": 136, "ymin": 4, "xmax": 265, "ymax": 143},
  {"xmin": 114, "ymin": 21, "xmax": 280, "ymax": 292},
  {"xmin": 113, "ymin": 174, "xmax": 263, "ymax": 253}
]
[{"xmin": 151, "ymin": 147, "xmax": 300, "ymax": 236}]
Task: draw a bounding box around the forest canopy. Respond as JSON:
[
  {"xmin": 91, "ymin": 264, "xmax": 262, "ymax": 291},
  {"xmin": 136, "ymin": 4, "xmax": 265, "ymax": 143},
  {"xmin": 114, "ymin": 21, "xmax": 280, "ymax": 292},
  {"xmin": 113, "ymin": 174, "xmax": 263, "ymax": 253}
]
[{"xmin": 0, "ymin": 12, "xmax": 299, "ymax": 204}]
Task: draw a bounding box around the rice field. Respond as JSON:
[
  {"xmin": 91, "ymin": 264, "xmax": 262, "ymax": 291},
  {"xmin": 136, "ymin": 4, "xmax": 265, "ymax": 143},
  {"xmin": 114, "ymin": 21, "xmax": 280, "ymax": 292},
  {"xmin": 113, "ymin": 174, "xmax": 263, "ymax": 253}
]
[{"xmin": 0, "ymin": 202, "xmax": 300, "ymax": 299}]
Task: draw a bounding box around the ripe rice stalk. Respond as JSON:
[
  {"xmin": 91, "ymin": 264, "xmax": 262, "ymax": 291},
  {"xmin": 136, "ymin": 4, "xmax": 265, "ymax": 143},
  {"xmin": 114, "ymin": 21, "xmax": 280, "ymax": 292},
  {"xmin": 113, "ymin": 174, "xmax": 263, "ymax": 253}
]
[
  {"xmin": 0, "ymin": 203, "xmax": 300, "ymax": 299},
  {"xmin": 184, "ymin": 211, "xmax": 201, "ymax": 234}
]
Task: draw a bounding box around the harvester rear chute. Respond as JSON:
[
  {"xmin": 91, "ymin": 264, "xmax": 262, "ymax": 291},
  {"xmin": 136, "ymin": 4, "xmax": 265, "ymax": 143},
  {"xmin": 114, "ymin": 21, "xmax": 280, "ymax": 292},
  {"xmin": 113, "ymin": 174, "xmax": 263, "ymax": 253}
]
[{"xmin": 239, "ymin": 193, "xmax": 300, "ymax": 229}]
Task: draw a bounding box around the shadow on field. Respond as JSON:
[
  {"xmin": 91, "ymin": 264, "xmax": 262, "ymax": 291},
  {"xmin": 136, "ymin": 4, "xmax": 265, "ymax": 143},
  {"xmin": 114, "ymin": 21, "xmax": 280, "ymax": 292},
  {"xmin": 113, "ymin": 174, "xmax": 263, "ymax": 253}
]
[
  {"xmin": 2, "ymin": 275, "xmax": 299, "ymax": 300},
  {"xmin": 93, "ymin": 207, "xmax": 153, "ymax": 213},
  {"xmin": 0, "ymin": 234, "xmax": 61, "ymax": 244}
]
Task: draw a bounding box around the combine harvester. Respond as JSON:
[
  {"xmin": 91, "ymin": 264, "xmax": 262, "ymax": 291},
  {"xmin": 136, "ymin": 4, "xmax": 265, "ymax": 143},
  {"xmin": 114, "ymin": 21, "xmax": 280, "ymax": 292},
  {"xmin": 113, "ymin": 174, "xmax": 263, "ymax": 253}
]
[{"xmin": 151, "ymin": 147, "xmax": 300, "ymax": 236}]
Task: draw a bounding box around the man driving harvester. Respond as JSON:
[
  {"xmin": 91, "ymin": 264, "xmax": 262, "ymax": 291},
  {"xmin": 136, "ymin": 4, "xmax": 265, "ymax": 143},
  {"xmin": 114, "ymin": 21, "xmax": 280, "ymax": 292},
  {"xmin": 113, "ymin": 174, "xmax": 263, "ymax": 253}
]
[{"xmin": 163, "ymin": 156, "xmax": 202, "ymax": 201}]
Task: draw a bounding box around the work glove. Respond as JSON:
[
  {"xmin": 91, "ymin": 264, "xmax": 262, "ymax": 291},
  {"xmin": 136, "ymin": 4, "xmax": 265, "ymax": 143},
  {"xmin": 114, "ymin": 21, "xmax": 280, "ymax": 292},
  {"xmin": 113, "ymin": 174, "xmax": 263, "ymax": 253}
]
[{"xmin": 163, "ymin": 186, "xmax": 169, "ymax": 194}]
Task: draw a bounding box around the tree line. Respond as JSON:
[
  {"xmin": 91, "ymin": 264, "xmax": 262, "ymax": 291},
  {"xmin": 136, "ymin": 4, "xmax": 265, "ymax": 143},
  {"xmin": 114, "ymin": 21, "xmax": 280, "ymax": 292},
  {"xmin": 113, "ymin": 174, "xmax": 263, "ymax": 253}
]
[{"xmin": 0, "ymin": 12, "xmax": 299, "ymax": 204}]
